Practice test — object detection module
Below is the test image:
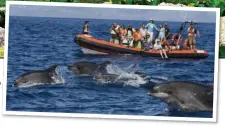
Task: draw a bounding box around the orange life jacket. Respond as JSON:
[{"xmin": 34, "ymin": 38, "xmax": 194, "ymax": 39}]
[{"xmin": 133, "ymin": 31, "xmax": 142, "ymax": 41}]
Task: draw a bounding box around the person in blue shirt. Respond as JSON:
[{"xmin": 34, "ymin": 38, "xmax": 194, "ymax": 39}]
[{"xmin": 145, "ymin": 20, "xmax": 159, "ymax": 43}]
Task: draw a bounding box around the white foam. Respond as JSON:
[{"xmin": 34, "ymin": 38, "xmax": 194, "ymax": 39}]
[
  {"xmin": 94, "ymin": 64, "xmax": 149, "ymax": 87},
  {"xmin": 81, "ymin": 48, "xmax": 108, "ymax": 55},
  {"xmin": 54, "ymin": 66, "xmax": 66, "ymax": 84},
  {"xmin": 124, "ymin": 64, "xmax": 139, "ymax": 73},
  {"xmin": 150, "ymin": 79, "xmax": 164, "ymax": 84},
  {"xmin": 151, "ymin": 76, "xmax": 169, "ymax": 81},
  {"xmin": 15, "ymin": 82, "xmax": 47, "ymax": 88},
  {"xmin": 149, "ymin": 76, "xmax": 170, "ymax": 84}
]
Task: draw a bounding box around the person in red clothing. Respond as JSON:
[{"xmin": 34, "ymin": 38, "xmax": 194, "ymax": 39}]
[
  {"xmin": 171, "ymin": 32, "xmax": 182, "ymax": 49},
  {"xmin": 187, "ymin": 23, "xmax": 196, "ymax": 50}
]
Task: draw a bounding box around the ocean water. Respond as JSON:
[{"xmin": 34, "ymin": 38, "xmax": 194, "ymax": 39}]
[{"xmin": 6, "ymin": 16, "xmax": 215, "ymax": 118}]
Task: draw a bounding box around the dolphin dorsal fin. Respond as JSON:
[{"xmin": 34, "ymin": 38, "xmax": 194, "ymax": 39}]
[
  {"xmin": 99, "ymin": 61, "xmax": 112, "ymax": 67},
  {"xmin": 93, "ymin": 61, "xmax": 112, "ymax": 75},
  {"xmin": 47, "ymin": 64, "xmax": 58, "ymax": 72}
]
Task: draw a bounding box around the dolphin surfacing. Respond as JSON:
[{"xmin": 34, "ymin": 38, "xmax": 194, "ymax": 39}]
[
  {"xmin": 67, "ymin": 61, "xmax": 99, "ymax": 76},
  {"xmin": 67, "ymin": 61, "xmax": 148, "ymax": 82},
  {"xmin": 14, "ymin": 64, "xmax": 63, "ymax": 88},
  {"xmin": 67, "ymin": 61, "xmax": 117, "ymax": 81},
  {"xmin": 149, "ymin": 81, "xmax": 213, "ymax": 112}
]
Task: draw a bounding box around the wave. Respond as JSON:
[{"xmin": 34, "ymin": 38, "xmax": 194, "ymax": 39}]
[{"xmin": 149, "ymin": 76, "xmax": 170, "ymax": 84}]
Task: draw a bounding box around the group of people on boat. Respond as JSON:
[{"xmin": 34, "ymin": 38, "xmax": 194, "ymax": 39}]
[
  {"xmin": 108, "ymin": 20, "xmax": 171, "ymax": 58},
  {"xmin": 82, "ymin": 20, "xmax": 200, "ymax": 58}
]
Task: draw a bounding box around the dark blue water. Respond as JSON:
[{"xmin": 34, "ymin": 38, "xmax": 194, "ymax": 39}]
[{"xmin": 6, "ymin": 16, "xmax": 215, "ymax": 118}]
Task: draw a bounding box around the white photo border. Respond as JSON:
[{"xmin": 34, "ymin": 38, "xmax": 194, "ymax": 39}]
[{"xmin": 2, "ymin": 1, "xmax": 220, "ymax": 123}]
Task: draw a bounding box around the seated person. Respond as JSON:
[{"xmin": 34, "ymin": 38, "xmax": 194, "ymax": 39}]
[
  {"xmin": 142, "ymin": 33, "xmax": 152, "ymax": 51},
  {"xmin": 171, "ymin": 32, "xmax": 182, "ymax": 50},
  {"xmin": 183, "ymin": 39, "xmax": 190, "ymax": 49},
  {"xmin": 154, "ymin": 39, "xmax": 168, "ymax": 59}
]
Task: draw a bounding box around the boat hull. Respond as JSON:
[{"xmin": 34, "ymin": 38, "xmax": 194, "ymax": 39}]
[{"xmin": 75, "ymin": 34, "xmax": 208, "ymax": 59}]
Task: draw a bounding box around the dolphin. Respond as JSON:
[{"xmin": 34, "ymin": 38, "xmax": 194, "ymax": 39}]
[
  {"xmin": 14, "ymin": 64, "xmax": 63, "ymax": 88},
  {"xmin": 93, "ymin": 61, "xmax": 112, "ymax": 76},
  {"xmin": 67, "ymin": 61, "xmax": 116, "ymax": 81},
  {"xmin": 67, "ymin": 61, "xmax": 149, "ymax": 83},
  {"xmin": 148, "ymin": 81, "xmax": 213, "ymax": 112},
  {"xmin": 67, "ymin": 61, "xmax": 115, "ymax": 76},
  {"xmin": 67, "ymin": 61, "xmax": 99, "ymax": 76},
  {"xmin": 92, "ymin": 61, "xmax": 119, "ymax": 82}
]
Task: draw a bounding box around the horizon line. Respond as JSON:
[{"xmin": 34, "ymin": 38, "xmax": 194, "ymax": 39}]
[{"xmin": 9, "ymin": 15, "xmax": 215, "ymax": 24}]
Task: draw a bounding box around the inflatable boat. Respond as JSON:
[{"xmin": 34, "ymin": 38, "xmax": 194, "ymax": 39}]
[{"xmin": 74, "ymin": 34, "xmax": 208, "ymax": 59}]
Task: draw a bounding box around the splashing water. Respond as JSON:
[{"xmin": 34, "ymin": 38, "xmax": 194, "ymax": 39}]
[
  {"xmin": 149, "ymin": 76, "xmax": 170, "ymax": 84},
  {"xmin": 54, "ymin": 66, "xmax": 66, "ymax": 84},
  {"xmin": 94, "ymin": 64, "xmax": 150, "ymax": 87},
  {"xmin": 123, "ymin": 64, "xmax": 139, "ymax": 73}
]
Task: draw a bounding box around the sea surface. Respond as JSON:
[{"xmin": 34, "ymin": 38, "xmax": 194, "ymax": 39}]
[{"xmin": 6, "ymin": 16, "xmax": 216, "ymax": 118}]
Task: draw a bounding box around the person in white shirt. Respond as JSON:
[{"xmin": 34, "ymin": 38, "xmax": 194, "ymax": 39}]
[
  {"xmin": 127, "ymin": 25, "xmax": 134, "ymax": 47},
  {"xmin": 154, "ymin": 39, "xmax": 168, "ymax": 59},
  {"xmin": 140, "ymin": 24, "xmax": 147, "ymax": 41},
  {"xmin": 110, "ymin": 23, "xmax": 120, "ymax": 44}
]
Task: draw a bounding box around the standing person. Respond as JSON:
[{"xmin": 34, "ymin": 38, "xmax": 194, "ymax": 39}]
[
  {"xmin": 119, "ymin": 25, "xmax": 127, "ymax": 44},
  {"xmin": 164, "ymin": 23, "xmax": 171, "ymax": 49},
  {"xmin": 140, "ymin": 24, "xmax": 147, "ymax": 41},
  {"xmin": 110, "ymin": 23, "xmax": 120, "ymax": 44},
  {"xmin": 145, "ymin": 20, "xmax": 158, "ymax": 43},
  {"xmin": 133, "ymin": 29, "xmax": 142, "ymax": 48},
  {"xmin": 158, "ymin": 24, "xmax": 165, "ymax": 43},
  {"xmin": 82, "ymin": 21, "xmax": 89, "ymax": 34},
  {"xmin": 120, "ymin": 25, "xmax": 128, "ymax": 45},
  {"xmin": 187, "ymin": 23, "xmax": 196, "ymax": 50},
  {"xmin": 164, "ymin": 23, "xmax": 171, "ymax": 41},
  {"xmin": 127, "ymin": 25, "xmax": 134, "ymax": 47}
]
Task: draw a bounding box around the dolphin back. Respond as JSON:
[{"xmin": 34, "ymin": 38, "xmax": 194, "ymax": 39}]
[
  {"xmin": 94, "ymin": 61, "xmax": 112, "ymax": 75},
  {"xmin": 67, "ymin": 61, "xmax": 99, "ymax": 76},
  {"xmin": 14, "ymin": 64, "xmax": 60, "ymax": 88},
  {"xmin": 47, "ymin": 64, "xmax": 58, "ymax": 72}
]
